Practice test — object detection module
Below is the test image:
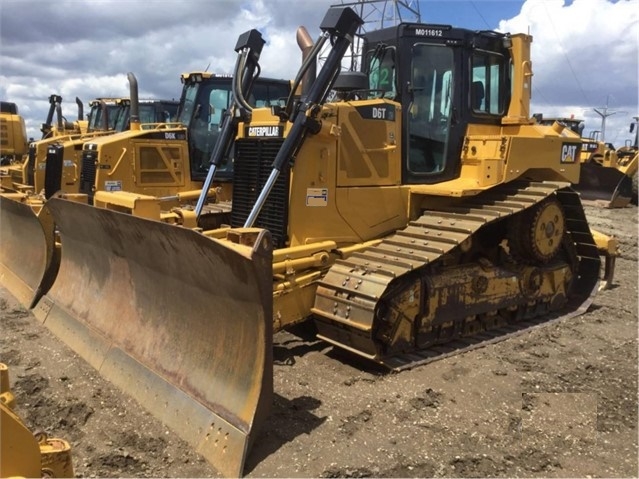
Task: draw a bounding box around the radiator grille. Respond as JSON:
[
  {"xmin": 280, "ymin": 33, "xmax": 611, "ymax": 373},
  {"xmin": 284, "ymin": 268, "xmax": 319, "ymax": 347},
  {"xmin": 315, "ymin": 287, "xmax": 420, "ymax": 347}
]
[
  {"xmin": 44, "ymin": 145, "xmax": 63, "ymax": 199},
  {"xmin": 79, "ymin": 150, "xmax": 96, "ymax": 199},
  {"xmin": 231, "ymin": 138, "xmax": 289, "ymax": 248}
]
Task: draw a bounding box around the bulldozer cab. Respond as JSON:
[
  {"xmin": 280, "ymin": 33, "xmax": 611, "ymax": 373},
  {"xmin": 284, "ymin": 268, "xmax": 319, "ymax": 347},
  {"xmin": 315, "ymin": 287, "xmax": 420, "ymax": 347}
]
[
  {"xmin": 362, "ymin": 25, "xmax": 514, "ymax": 185},
  {"xmin": 86, "ymin": 99, "xmax": 125, "ymax": 132},
  {"xmin": 112, "ymin": 100, "xmax": 180, "ymax": 131},
  {"xmin": 75, "ymin": 72, "xmax": 290, "ymax": 203},
  {"xmin": 177, "ymin": 72, "xmax": 290, "ymax": 182}
]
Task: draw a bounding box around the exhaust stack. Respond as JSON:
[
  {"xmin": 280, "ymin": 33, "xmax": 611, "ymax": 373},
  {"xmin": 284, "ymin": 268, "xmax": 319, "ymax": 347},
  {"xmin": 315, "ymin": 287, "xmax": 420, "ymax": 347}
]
[
  {"xmin": 127, "ymin": 72, "xmax": 140, "ymax": 131},
  {"xmin": 296, "ymin": 26, "xmax": 316, "ymax": 96}
]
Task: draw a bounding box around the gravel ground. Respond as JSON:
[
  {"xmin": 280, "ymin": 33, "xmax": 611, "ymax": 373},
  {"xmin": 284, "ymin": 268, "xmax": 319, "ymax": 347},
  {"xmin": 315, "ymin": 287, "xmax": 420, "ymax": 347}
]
[{"xmin": 1, "ymin": 203, "xmax": 637, "ymax": 478}]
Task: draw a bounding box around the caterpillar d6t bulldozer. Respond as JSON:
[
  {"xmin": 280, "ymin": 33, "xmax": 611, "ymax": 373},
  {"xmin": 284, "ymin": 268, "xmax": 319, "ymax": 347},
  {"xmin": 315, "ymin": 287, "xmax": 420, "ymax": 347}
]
[
  {"xmin": 20, "ymin": 5, "xmax": 608, "ymax": 477},
  {"xmin": 535, "ymin": 115, "xmax": 637, "ymax": 207}
]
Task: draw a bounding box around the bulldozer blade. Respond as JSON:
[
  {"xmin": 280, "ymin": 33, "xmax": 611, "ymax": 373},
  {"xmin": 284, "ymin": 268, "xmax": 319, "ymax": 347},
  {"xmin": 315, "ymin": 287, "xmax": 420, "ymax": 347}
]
[
  {"xmin": 0, "ymin": 195, "xmax": 59, "ymax": 309},
  {"xmin": 576, "ymin": 161, "xmax": 634, "ymax": 208},
  {"xmin": 33, "ymin": 197, "xmax": 273, "ymax": 478}
]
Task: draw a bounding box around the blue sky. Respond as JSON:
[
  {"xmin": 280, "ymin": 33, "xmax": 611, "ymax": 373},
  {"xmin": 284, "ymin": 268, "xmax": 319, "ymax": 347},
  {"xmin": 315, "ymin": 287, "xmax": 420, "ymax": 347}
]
[
  {"xmin": 420, "ymin": 0, "xmax": 528, "ymax": 29},
  {"xmin": 0, "ymin": 0, "xmax": 636, "ymax": 144}
]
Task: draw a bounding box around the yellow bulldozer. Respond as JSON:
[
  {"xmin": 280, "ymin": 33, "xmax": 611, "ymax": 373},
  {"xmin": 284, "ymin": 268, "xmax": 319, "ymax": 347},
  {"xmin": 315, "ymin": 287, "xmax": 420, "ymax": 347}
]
[
  {"xmin": 534, "ymin": 114, "xmax": 637, "ymax": 207},
  {"xmin": 1, "ymin": 94, "xmax": 120, "ymax": 193},
  {"xmin": 1, "ymin": 94, "xmax": 83, "ymax": 172},
  {"xmin": 0, "ymin": 82, "xmax": 179, "ymax": 310},
  {"xmin": 0, "ymin": 101, "xmax": 28, "ymax": 166},
  {"xmin": 617, "ymin": 117, "xmax": 638, "ymax": 203},
  {"xmin": 1, "ymin": 5, "xmax": 617, "ymax": 477},
  {"xmin": 31, "ymin": 75, "xmax": 180, "ymax": 201},
  {"xmin": 0, "ymin": 33, "xmax": 290, "ymax": 311},
  {"xmin": 0, "ymin": 363, "xmax": 74, "ymax": 478}
]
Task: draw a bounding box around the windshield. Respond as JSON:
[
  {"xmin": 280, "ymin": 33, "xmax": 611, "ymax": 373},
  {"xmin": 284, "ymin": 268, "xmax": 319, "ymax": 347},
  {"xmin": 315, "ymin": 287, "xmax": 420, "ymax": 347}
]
[
  {"xmin": 112, "ymin": 105, "xmax": 130, "ymax": 132},
  {"xmin": 177, "ymin": 83, "xmax": 199, "ymax": 127},
  {"xmin": 189, "ymin": 78, "xmax": 290, "ymax": 180},
  {"xmin": 87, "ymin": 104, "xmax": 121, "ymax": 132}
]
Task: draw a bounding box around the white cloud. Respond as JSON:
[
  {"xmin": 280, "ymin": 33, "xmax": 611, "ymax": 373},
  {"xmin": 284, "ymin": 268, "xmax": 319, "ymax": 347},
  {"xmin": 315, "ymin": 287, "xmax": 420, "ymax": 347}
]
[
  {"xmin": 0, "ymin": 0, "xmax": 332, "ymax": 138},
  {"xmin": 1, "ymin": 0, "xmax": 636, "ymax": 145},
  {"xmin": 499, "ymin": 0, "xmax": 639, "ymax": 144}
]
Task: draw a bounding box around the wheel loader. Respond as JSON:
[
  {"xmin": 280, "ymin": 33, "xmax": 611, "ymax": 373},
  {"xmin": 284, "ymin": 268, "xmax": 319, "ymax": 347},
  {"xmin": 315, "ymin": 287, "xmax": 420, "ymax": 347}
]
[
  {"xmin": 11, "ymin": 5, "xmax": 613, "ymax": 477},
  {"xmin": 535, "ymin": 114, "xmax": 637, "ymax": 207}
]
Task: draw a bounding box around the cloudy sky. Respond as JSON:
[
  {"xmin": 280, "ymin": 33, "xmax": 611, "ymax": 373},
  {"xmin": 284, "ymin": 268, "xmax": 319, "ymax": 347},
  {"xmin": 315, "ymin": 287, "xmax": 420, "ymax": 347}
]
[{"xmin": 1, "ymin": 0, "xmax": 637, "ymax": 145}]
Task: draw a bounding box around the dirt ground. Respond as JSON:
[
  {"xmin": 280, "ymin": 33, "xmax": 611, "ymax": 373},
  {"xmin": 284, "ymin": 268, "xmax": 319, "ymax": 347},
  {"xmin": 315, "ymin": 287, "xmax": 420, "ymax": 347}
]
[{"xmin": 1, "ymin": 203, "xmax": 637, "ymax": 478}]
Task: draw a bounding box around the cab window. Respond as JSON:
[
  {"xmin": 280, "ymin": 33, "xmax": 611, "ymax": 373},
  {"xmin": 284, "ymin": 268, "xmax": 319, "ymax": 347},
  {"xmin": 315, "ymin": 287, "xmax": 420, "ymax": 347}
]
[
  {"xmin": 471, "ymin": 52, "xmax": 505, "ymax": 115},
  {"xmin": 367, "ymin": 47, "xmax": 396, "ymax": 99}
]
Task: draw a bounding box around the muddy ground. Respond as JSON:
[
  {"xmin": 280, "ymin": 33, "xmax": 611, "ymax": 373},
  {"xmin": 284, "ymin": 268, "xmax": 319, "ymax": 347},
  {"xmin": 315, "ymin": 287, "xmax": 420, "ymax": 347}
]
[{"xmin": 1, "ymin": 203, "xmax": 637, "ymax": 478}]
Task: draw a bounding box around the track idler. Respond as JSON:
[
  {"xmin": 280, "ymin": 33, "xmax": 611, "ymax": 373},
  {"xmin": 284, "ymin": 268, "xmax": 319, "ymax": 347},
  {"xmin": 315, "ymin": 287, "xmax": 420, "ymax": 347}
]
[{"xmin": 33, "ymin": 197, "xmax": 274, "ymax": 477}]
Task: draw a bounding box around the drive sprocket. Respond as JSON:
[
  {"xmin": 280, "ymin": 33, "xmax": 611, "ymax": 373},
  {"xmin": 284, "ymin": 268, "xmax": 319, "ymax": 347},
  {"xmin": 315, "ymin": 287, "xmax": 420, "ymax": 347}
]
[{"xmin": 509, "ymin": 197, "xmax": 565, "ymax": 263}]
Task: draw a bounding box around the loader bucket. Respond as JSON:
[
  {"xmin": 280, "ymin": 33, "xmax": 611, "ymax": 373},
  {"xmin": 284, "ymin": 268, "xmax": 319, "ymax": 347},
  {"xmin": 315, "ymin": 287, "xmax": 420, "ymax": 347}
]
[
  {"xmin": 33, "ymin": 197, "xmax": 273, "ymax": 478},
  {"xmin": 576, "ymin": 161, "xmax": 634, "ymax": 208},
  {"xmin": 0, "ymin": 195, "xmax": 59, "ymax": 309}
]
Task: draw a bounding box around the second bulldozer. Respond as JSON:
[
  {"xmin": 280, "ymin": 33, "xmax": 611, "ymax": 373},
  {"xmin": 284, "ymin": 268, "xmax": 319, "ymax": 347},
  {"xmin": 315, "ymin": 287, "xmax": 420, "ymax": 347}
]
[
  {"xmin": 17, "ymin": 5, "xmax": 611, "ymax": 478},
  {"xmin": 0, "ymin": 38, "xmax": 290, "ymax": 311}
]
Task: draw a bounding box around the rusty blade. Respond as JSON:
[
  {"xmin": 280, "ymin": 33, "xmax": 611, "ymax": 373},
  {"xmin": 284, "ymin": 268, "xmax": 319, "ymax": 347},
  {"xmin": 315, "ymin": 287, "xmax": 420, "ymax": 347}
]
[
  {"xmin": 34, "ymin": 197, "xmax": 273, "ymax": 478},
  {"xmin": 0, "ymin": 196, "xmax": 59, "ymax": 309},
  {"xmin": 576, "ymin": 161, "xmax": 633, "ymax": 208}
]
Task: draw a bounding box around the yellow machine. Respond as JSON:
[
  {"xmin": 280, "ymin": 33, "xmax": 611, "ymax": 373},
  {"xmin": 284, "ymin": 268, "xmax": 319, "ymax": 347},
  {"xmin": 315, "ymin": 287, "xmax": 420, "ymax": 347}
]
[
  {"xmin": 0, "ymin": 363, "xmax": 74, "ymax": 478},
  {"xmin": 32, "ymin": 75, "xmax": 179, "ymax": 201},
  {"xmin": 0, "ymin": 101, "xmax": 27, "ymax": 166},
  {"xmin": 535, "ymin": 115, "xmax": 637, "ymax": 207},
  {"xmin": 616, "ymin": 117, "xmax": 638, "ymax": 203},
  {"xmin": 4, "ymin": 6, "xmax": 615, "ymax": 477},
  {"xmin": 0, "ymin": 95, "xmax": 119, "ymax": 193},
  {"xmin": 0, "ymin": 39, "xmax": 290, "ymax": 312}
]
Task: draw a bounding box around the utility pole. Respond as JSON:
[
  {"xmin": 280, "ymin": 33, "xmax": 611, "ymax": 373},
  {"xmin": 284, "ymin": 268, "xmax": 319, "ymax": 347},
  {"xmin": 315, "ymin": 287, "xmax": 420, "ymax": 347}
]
[{"xmin": 593, "ymin": 95, "xmax": 626, "ymax": 143}]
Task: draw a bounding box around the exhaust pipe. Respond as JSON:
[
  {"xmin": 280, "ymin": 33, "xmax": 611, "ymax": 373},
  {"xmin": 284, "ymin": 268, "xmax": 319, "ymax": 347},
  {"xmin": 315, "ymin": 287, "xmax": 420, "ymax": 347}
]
[
  {"xmin": 75, "ymin": 97, "xmax": 83, "ymax": 121},
  {"xmin": 296, "ymin": 26, "xmax": 316, "ymax": 97},
  {"xmin": 127, "ymin": 72, "xmax": 140, "ymax": 131}
]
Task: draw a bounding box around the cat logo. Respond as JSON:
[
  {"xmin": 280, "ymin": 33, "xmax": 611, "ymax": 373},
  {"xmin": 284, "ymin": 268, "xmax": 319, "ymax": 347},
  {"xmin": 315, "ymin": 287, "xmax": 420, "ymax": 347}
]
[{"xmin": 560, "ymin": 143, "xmax": 578, "ymax": 163}]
